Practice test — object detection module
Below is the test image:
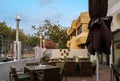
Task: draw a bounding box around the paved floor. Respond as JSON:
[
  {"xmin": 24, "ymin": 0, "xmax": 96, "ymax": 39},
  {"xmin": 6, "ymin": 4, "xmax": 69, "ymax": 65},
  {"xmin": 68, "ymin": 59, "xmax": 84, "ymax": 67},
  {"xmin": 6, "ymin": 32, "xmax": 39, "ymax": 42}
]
[{"xmin": 63, "ymin": 65, "xmax": 112, "ymax": 81}]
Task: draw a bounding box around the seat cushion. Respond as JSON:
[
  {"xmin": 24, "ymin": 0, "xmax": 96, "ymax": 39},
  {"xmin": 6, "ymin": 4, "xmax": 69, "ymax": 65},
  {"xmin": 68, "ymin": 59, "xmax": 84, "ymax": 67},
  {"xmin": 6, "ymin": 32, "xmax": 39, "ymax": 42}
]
[{"xmin": 18, "ymin": 73, "xmax": 30, "ymax": 81}]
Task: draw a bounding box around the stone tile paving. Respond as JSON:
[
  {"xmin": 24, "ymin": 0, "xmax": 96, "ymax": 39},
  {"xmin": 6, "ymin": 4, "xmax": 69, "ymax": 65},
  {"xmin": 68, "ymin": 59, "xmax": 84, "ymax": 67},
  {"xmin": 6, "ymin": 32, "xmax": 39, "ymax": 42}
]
[{"xmin": 63, "ymin": 65, "xmax": 111, "ymax": 81}]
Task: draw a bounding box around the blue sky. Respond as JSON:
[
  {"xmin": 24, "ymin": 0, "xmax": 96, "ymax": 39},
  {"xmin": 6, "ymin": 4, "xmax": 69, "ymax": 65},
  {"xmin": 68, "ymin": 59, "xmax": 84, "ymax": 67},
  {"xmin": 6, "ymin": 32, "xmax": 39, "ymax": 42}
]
[{"xmin": 0, "ymin": 0, "xmax": 88, "ymax": 35}]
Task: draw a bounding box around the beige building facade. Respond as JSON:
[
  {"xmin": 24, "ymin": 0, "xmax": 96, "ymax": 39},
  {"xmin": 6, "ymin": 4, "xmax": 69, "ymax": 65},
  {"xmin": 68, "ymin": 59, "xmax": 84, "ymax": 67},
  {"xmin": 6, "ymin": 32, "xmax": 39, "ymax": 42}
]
[
  {"xmin": 66, "ymin": 0, "xmax": 120, "ymax": 49},
  {"xmin": 108, "ymin": 0, "xmax": 120, "ymax": 31},
  {"xmin": 67, "ymin": 12, "xmax": 90, "ymax": 49},
  {"xmin": 108, "ymin": 0, "xmax": 120, "ymax": 63}
]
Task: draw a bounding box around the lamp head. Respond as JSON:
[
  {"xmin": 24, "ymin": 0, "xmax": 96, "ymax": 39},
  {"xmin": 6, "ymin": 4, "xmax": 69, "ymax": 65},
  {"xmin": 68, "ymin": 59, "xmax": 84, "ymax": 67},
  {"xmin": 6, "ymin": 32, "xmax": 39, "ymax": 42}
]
[{"xmin": 16, "ymin": 14, "xmax": 20, "ymax": 21}]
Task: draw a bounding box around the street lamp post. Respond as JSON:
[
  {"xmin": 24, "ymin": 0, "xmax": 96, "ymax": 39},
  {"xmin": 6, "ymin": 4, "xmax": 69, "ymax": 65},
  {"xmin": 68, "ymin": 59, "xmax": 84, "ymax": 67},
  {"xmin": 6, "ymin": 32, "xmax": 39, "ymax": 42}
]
[
  {"xmin": 16, "ymin": 14, "xmax": 20, "ymax": 42},
  {"xmin": 43, "ymin": 39, "xmax": 45, "ymax": 48},
  {"xmin": 15, "ymin": 14, "xmax": 21, "ymax": 60},
  {"xmin": 39, "ymin": 35, "xmax": 42, "ymax": 48}
]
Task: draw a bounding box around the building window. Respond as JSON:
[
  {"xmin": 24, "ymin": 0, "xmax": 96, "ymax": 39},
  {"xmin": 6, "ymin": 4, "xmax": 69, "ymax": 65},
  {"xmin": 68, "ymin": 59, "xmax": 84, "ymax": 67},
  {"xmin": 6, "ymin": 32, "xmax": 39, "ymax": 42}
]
[
  {"xmin": 71, "ymin": 30, "xmax": 76, "ymax": 36},
  {"xmin": 78, "ymin": 25, "xmax": 82, "ymax": 35}
]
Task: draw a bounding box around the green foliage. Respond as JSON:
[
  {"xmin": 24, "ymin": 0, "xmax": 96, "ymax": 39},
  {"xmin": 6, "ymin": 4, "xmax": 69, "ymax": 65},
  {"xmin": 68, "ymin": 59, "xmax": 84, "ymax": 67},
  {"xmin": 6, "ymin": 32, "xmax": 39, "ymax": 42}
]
[
  {"xmin": 41, "ymin": 55, "xmax": 50, "ymax": 61},
  {"xmin": 26, "ymin": 36, "xmax": 39, "ymax": 47},
  {"xmin": 0, "ymin": 21, "xmax": 38, "ymax": 55},
  {"xmin": 40, "ymin": 55, "xmax": 50, "ymax": 64},
  {"xmin": 0, "ymin": 22, "xmax": 15, "ymax": 54},
  {"xmin": 0, "ymin": 22, "xmax": 14, "ymax": 40},
  {"xmin": 32, "ymin": 19, "xmax": 69, "ymax": 49}
]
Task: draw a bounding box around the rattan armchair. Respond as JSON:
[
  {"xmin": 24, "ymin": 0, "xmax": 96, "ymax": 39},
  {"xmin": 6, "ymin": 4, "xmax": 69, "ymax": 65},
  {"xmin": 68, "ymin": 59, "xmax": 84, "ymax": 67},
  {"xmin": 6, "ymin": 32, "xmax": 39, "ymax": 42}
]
[
  {"xmin": 64, "ymin": 61, "xmax": 76, "ymax": 76},
  {"xmin": 35, "ymin": 68, "xmax": 60, "ymax": 81},
  {"xmin": 9, "ymin": 65, "xmax": 31, "ymax": 81}
]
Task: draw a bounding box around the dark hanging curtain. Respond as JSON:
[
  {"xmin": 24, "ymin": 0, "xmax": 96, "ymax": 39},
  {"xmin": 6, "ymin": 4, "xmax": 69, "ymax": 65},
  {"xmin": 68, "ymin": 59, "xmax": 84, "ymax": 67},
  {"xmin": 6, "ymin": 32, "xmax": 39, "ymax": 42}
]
[{"xmin": 86, "ymin": 0, "xmax": 113, "ymax": 55}]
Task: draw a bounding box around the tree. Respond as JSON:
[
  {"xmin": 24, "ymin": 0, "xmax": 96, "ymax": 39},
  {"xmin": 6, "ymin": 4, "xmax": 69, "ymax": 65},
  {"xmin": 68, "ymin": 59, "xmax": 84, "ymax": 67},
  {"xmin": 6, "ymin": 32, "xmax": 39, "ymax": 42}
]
[
  {"xmin": 0, "ymin": 21, "xmax": 38, "ymax": 55},
  {"xmin": 26, "ymin": 36, "xmax": 39, "ymax": 47},
  {"xmin": 57, "ymin": 28, "xmax": 69, "ymax": 48},
  {"xmin": 0, "ymin": 22, "xmax": 15, "ymax": 55},
  {"xmin": 32, "ymin": 19, "xmax": 69, "ymax": 49}
]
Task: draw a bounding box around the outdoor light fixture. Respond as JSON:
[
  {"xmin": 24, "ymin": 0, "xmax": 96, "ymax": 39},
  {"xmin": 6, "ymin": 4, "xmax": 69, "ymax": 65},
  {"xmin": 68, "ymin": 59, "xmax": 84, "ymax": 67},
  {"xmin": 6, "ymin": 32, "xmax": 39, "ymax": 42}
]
[
  {"xmin": 39, "ymin": 35, "xmax": 42, "ymax": 48},
  {"xmin": 15, "ymin": 14, "xmax": 20, "ymax": 42},
  {"xmin": 15, "ymin": 14, "xmax": 21, "ymax": 60}
]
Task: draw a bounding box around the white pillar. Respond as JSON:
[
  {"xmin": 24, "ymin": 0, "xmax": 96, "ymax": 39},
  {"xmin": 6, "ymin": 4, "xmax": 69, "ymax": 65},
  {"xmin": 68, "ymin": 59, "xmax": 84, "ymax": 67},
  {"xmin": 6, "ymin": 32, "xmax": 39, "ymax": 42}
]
[
  {"xmin": 15, "ymin": 14, "xmax": 21, "ymax": 61},
  {"xmin": 13, "ymin": 41, "xmax": 17, "ymax": 60},
  {"xmin": 35, "ymin": 46, "xmax": 43, "ymax": 59},
  {"xmin": 17, "ymin": 41, "xmax": 21, "ymax": 61},
  {"xmin": 16, "ymin": 14, "xmax": 20, "ymax": 42},
  {"xmin": 39, "ymin": 35, "xmax": 42, "ymax": 48},
  {"xmin": 35, "ymin": 46, "xmax": 39, "ymax": 58},
  {"xmin": 13, "ymin": 41, "xmax": 21, "ymax": 61}
]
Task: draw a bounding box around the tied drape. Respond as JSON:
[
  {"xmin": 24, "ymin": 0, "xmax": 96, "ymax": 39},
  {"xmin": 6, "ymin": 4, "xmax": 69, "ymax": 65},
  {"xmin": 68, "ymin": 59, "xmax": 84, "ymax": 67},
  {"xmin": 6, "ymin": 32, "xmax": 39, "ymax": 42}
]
[{"xmin": 86, "ymin": 0, "xmax": 113, "ymax": 55}]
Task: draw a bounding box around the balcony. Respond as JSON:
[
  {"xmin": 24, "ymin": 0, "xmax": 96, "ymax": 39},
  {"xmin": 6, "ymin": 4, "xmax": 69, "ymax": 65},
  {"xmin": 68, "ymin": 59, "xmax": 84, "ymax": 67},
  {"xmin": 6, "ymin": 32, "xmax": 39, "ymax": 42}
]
[
  {"xmin": 67, "ymin": 28, "xmax": 75, "ymax": 36},
  {"xmin": 76, "ymin": 32, "xmax": 88, "ymax": 45},
  {"xmin": 67, "ymin": 41, "xmax": 71, "ymax": 47}
]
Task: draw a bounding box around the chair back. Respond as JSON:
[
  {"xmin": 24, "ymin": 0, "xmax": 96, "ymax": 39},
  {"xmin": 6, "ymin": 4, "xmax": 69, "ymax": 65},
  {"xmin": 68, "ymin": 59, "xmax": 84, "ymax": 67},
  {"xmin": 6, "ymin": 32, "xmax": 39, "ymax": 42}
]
[
  {"xmin": 10, "ymin": 66, "xmax": 18, "ymax": 81},
  {"xmin": 80, "ymin": 61, "xmax": 92, "ymax": 77},
  {"xmin": 64, "ymin": 61, "xmax": 76, "ymax": 76},
  {"xmin": 43, "ymin": 68, "xmax": 60, "ymax": 81}
]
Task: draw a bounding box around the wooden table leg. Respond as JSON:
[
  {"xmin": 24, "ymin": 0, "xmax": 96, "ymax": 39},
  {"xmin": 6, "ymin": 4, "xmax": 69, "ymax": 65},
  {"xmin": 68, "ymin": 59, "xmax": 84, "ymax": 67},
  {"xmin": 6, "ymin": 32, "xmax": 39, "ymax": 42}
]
[
  {"xmin": 64, "ymin": 69, "xmax": 67, "ymax": 81},
  {"xmin": 30, "ymin": 71, "xmax": 34, "ymax": 81}
]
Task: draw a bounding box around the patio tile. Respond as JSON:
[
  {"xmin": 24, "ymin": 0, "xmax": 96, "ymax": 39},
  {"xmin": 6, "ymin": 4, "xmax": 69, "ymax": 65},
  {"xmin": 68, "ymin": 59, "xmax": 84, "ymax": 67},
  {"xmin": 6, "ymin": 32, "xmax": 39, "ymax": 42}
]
[{"xmin": 62, "ymin": 65, "xmax": 111, "ymax": 81}]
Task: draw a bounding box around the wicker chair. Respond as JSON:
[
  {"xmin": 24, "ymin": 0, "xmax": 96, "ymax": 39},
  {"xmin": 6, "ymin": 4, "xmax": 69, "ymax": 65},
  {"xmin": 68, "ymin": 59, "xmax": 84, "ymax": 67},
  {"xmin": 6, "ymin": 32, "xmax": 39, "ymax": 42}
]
[
  {"xmin": 9, "ymin": 65, "xmax": 31, "ymax": 81},
  {"xmin": 64, "ymin": 61, "xmax": 76, "ymax": 76},
  {"xmin": 36, "ymin": 67, "xmax": 60, "ymax": 81},
  {"xmin": 79, "ymin": 61, "xmax": 92, "ymax": 77}
]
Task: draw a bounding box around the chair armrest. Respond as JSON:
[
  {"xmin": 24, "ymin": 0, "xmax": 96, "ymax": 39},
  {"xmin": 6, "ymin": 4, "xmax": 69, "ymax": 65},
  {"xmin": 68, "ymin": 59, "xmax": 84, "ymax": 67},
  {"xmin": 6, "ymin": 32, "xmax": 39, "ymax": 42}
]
[
  {"xmin": 35, "ymin": 72, "xmax": 44, "ymax": 77},
  {"xmin": 16, "ymin": 68, "xmax": 24, "ymax": 74},
  {"xmin": 16, "ymin": 68, "xmax": 23, "ymax": 72},
  {"xmin": 10, "ymin": 73, "xmax": 17, "ymax": 77}
]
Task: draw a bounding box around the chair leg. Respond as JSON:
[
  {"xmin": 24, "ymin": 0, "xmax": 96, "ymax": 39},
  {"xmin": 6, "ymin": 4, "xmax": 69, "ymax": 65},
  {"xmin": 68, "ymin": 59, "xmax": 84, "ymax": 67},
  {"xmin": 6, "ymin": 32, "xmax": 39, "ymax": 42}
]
[
  {"xmin": 64, "ymin": 70, "xmax": 67, "ymax": 81},
  {"xmin": 9, "ymin": 72, "xmax": 11, "ymax": 81},
  {"xmin": 9, "ymin": 71, "xmax": 14, "ymax": 81}
]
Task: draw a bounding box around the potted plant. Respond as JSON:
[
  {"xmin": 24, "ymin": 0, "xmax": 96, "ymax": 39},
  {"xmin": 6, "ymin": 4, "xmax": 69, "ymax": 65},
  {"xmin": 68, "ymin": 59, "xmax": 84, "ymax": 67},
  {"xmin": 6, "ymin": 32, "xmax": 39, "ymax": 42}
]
[{"xmin": 40, "ymin": 55, "xmax": 50, "ymax": 64}]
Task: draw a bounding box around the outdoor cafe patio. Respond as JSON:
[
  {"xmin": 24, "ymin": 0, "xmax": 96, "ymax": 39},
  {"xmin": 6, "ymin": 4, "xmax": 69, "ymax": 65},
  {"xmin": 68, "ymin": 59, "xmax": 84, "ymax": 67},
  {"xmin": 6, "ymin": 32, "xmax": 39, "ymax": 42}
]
[
  {"xmin": 0, "ymin": 48, "xmax": 119, "ymax": 81},
  {"xmin": 0, "ymin": 0, "xmax": 119, "ymax": 80}
]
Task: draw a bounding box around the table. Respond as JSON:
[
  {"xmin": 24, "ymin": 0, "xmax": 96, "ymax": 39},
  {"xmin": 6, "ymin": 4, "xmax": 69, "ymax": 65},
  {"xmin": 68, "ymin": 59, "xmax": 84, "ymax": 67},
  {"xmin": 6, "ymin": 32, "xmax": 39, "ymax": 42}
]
[{"xmin": 24, "ymin": 65, "xmax": 60, "ymax": 81}]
